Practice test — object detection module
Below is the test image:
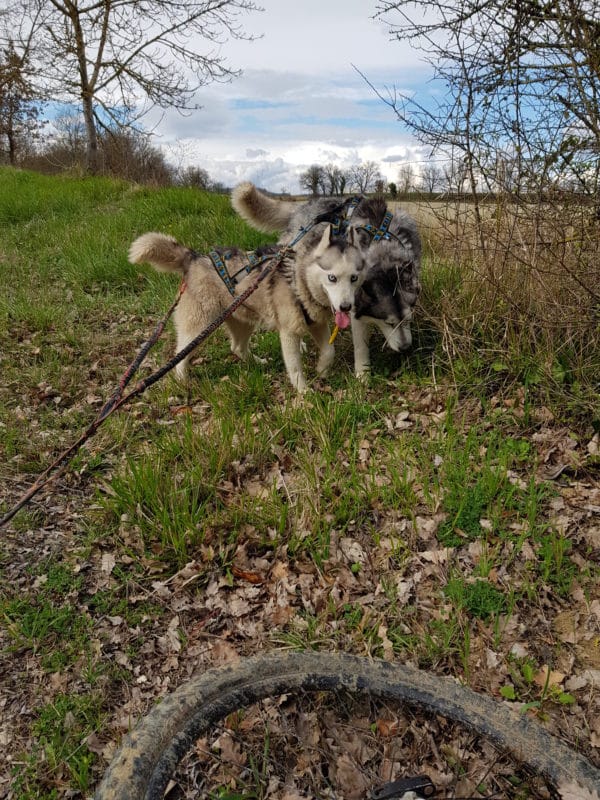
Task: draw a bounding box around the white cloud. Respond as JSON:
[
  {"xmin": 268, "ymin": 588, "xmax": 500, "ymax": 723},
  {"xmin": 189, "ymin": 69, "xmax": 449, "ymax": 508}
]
[{"xmin": 148, "ymin": 1, "xmax": 434, "ymax": 192}]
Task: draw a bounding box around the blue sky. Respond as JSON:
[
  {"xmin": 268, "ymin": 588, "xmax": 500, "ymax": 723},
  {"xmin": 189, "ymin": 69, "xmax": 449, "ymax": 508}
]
[{"xmin": 151, "ymin": 0, "xmax": 436, "ymax": 193}]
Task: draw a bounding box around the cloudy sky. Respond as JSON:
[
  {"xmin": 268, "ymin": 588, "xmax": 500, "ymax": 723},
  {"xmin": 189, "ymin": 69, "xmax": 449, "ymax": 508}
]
[{"xmin": 153, "ymin": 1, "xmax": 436, "ymax": 193}]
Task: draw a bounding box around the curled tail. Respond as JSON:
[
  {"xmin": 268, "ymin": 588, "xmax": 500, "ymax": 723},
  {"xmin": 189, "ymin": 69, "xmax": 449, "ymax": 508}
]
[
  {"xmin": 231, "ymin": 182, "xmax": 295, "ymax": 233},
  {"xmin": 128, "ymin": 232, "xmax": 193, "ymax": 274}
]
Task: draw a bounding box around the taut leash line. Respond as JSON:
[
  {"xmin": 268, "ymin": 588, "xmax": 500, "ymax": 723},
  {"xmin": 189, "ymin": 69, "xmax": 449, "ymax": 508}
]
[
  {"xmin": 0, "ymin": 248, "xmax": 290, "ymax": 528},
  {"xmin": 1, "ymin": 209, "xmax": 336, "ymax": 527}
]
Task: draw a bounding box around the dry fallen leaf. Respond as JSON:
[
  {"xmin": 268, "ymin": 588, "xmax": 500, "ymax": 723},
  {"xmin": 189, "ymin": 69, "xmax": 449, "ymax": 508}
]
[
  {"xmin": 232, "ymin": 565, "xmax": 264, "ymax": 584},
  {"xmin": 333, "ymin": 752, "xmax": 370, "ymax": 800},
  {"xmin": 377, "ymin": 623, "xmax": 395, "ymax": 661},
  {"xmin": 101, "ymin": 552, "xmax": 116, "ymax": 574},
  {"xmin": 376, "ymin": 718, "xmax": 402, "ymax": 737},
  {"xmin": 534, "ymin": 666, "xmax": 565, "ymax": 689},
  {"xmin": 558, "ymin": 782, "xmax": 600, "ymax": 800}
]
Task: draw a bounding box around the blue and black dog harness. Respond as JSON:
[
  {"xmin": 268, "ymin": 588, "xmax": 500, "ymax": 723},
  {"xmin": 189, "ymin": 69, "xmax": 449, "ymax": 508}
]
[
  {"xmin": 208, "ymin": 196, "xmax": 394, "ymax": 298},
  {"xmin": 313, "ymin": 196, "xmax": 394, "ymax": 242},
  {"xmin": 353, "ymin": 208, "xmax": 395, "ymax": 242},
  {"xmin": 362, "ymin": 210, "xmax": 394, "ymax": 241},
  {"xmin": 208, "ymin": 247, "xmax": 267, "ymax": 296},
  {"xmin": 313, "ymin": 195, "xmax": 363, "ymax": 237}
]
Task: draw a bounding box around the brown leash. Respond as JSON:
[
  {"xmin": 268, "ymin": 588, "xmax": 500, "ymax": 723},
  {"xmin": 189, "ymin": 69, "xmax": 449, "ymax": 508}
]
[{"xmin": 0, "ymin": 248, "xmax": 290, "ymax": 528}]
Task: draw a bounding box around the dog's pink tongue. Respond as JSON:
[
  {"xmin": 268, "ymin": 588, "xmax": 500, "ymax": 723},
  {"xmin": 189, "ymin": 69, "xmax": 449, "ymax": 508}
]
[{"xmin": 335, "ymin": 311, "xmax": 351, "ymax": 329}]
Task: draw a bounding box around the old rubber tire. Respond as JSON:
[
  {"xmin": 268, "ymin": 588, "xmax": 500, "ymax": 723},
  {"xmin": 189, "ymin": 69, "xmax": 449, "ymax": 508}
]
[{"xmin": 95, "ymin": 651, "xmax": 600, "ymax": 799}]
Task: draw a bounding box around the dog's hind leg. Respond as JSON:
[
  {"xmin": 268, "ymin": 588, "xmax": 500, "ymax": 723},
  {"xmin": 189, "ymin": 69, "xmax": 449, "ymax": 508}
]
[
  {"xmin": 172, "ymin": 296, "xmax": 220, "ymax": 381},
  {"xmin": 309, "ymin": 320, "xmax": 336, "ymax": 376},
  {"xmin": 279, "ymin": 331, "xmax": 307, "ymax": 392},
  {"xmin": 225, "ymin": 318, "xmax": 263, "ymax": 362},
  {"xmin": 173, "ymin": 329, "xmax": 195, "ymax": 381}
]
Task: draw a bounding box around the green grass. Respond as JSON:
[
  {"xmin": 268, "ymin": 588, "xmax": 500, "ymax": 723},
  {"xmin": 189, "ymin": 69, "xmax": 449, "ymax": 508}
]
[
  {"xmin": 14, "ymin": 692, "xmax": 104, "ymax": 798},
  {"xmin": 444, "ymin": 577, "xmax": 508, "ymax": 621},
  {"xmin": 1, "ymin": 167, "xmax": 597, "ymax": 797},
  {"xmin": 3, "ymin": 595, "xmax": 91, "ymax": 670}
]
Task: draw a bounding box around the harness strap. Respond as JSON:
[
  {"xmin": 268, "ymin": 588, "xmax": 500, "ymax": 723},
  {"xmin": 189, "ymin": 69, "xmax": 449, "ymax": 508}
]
[
  {"xmin": 373, "ymin": 210, "xmax": 394, "ymax": 241},
  {"xmin": 209, "ymin": 249, "xmax": 237, "ymax": 296},
  {"xmin": 298, "ymin": 301, "xmax": 314, "ymax": 326},
  {"xmin": 229, "ymin": 249, "xmax": 266, "ymax": 281},
  {"xmin": 245, "ymin": 250, "xmax": 260, "ymax": 271},
  {"xmin": 210, "ymin": 248, "xmax": 272, "ymax": 296},
  {"xmin": 314, "ymin": 195, "xmax": 364, "ymax": 236},
  {"xmin": 332, "ymin": 195, "xmax": 364, "ymax": 236},
  {"xmin": 345, "ymin": 195, "xmax": 363, "ymax": 218},
  {"xmin": 360, "ymin": 210, "xmax": 394, "ymax": 242}
]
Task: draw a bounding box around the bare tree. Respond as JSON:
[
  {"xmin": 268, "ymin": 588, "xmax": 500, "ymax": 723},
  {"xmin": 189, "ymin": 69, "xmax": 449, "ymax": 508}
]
[
  {"xmin": 299, "ymin": 164, "xmax": 325, "ymax": 196},
  {"xmin": 397, "ymin": 163, "xmax": 414, "ymax": 194},
  {"xmin": 31, "ymin": 113, "xmax": 87, "ymax": 172},
  {"xmin": 420, "ymin": 164, "xmax": 442, "ymax": 193},
  {"xmin": 375, "ymin": 1, "xmax": 600, "ymax": 205},
  {"xmin": 347, "ymin": 160, "xmax": 383, "ymax": 194},
  {"xmin": 177, "ymin": 165, "xmax": 212, "ymax": 190},
  {"xmin": 322, "ymin": 163, "xmax": 347, "ymax": 195},
  {"xmin": 441, "ymin": 157, "xmax": 470, "ymax": 194},
  {"xmin": 1, "ymin": 0, "xmax": 260, "ymax": 173},
  {"xmin": 338, "ymin": 170, "xmax": 348, "ymax": 195},
  {"xmin": 0, "ymin": 42, "xmax": 39, "ymax": 165}
]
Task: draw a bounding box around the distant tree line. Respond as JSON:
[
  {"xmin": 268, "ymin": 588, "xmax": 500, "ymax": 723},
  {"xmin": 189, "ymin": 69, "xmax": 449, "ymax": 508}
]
[
  {"xmin": 297, "ymin": 159, "xmax": 531, "ymax": 199},
  {"xmin": 298, "ymin": 161, "xmax": 388, "ymax": 196}
]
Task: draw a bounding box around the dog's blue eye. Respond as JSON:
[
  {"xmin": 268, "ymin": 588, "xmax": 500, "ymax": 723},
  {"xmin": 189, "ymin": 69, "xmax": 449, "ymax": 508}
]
[
  {"xmin": 328, "ymin": 275, "xmax": 337, "ymax": 283},
  {"xmin": 351, "ymin": 275, "xmax": 358, "ymax": 282}
]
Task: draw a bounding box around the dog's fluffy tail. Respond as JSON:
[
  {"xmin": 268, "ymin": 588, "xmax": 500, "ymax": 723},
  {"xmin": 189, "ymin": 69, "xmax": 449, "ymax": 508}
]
[
  {"xmin": 128, "ymin": 232, "xmax": 192, "ymax": 274},
  {"xmin": 231, "ymin": 182, "xmax": 295, "ymax": 233}
]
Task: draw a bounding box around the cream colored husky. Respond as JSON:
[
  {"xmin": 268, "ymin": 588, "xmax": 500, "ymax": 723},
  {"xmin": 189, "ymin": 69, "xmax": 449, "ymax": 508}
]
[
  {"xmin": 128, "ymin": 225, "xmax": 366, "ymax": 392},
  {"xmin": 232, "ymin": 182, "xmax": 422, "ymax": 377}
]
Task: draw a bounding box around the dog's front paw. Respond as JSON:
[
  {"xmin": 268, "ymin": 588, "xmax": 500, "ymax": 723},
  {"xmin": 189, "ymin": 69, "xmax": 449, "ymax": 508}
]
[
  {"xmin": 175, "ymin": 362, "xmax": 189, "ymax": 382},
  {"xmin": 355, "ymin": 368, "xmax": 371, "ymax": 384},
  {"xmin": 289, "ymin": 371, "xmax": 308, "ymax": 393},
  {"xmin": 317, "ymin": 345, "xmax": 335, "ymax": 375}
]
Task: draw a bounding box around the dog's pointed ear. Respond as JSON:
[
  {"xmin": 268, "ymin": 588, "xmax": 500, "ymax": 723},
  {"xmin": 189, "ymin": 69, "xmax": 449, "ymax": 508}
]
[
  {"xmin": 347, "ymin": 226, "xmax": 366, "ymax": 249},
  {"xmin": 314, "ymin": 224, "xmax": 332, "ymax": 256},
  {"xmin": 347, "ymin": 225, "xmax": 370, "ymax": 250}
]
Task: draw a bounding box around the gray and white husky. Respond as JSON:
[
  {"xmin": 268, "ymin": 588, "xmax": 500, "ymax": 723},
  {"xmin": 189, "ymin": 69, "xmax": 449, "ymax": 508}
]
[
  {"xmin": 128, "ymin": 224, "xmax": 366, "ymax": 392},
  {"xmin": 231, "ymin": 182, "xmax": 421, "ymax": 377}
]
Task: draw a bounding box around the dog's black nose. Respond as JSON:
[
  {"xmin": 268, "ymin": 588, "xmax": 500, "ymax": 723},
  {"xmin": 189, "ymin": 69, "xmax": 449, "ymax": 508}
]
[{"xmin": 340, "ymin": 302, "xmax": 352, "ymax": 312}]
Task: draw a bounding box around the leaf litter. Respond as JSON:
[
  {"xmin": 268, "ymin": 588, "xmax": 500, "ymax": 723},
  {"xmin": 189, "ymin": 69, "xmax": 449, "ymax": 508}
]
[{"xmin": 0, "ymin": 370, "xmax": 599, "ymax": 798}]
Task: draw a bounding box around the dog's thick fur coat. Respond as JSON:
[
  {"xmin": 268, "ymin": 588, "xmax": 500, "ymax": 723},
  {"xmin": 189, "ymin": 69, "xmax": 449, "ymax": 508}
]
[
  {"xmin": 231, "ymin": 183, "xmax": 422, "ymax": 376},
  {"xmin": 128, "ymin": 225, "xmax": 366, "ymax": 392}
]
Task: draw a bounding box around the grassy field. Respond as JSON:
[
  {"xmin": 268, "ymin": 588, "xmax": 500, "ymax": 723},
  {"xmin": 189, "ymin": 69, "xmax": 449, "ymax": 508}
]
[{"xmin": 0, "ymin": 168, "xmax": 598, "ymax": 798}]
